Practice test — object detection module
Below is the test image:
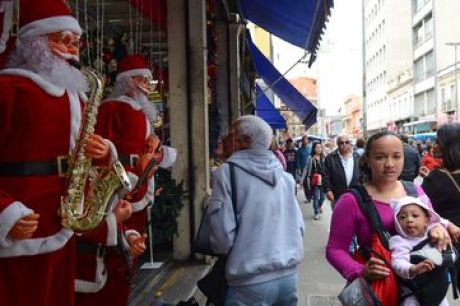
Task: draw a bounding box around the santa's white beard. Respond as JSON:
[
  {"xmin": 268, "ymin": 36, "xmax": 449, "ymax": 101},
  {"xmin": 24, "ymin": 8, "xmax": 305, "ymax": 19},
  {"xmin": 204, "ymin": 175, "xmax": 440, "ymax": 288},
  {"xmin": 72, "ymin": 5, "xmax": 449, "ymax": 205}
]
[
  {"xmin": 111, "ymin": 77, "xmax": 157, "ymax": 123},
  {"xmin": 136, "ymin": 91, "xmax": 157, "ymax": 123},
  {"xmin": 7, "ymin": 36, "xmax": 88, "ymax": 93}
]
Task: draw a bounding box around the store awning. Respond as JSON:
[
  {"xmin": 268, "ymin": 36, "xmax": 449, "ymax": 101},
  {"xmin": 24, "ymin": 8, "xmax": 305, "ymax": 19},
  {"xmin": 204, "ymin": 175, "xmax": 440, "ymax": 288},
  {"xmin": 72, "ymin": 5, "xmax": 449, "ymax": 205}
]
[
  {"xmin": 238, "ymin": 0, "xmax": 333, "ymax": 66},
  {"xmin": 256, "ymin": 85, "xmax": 287, "ymax": 130},
  {"xmin": 247, "ymin": 33, "xmax": 317, "ymax": 129}
]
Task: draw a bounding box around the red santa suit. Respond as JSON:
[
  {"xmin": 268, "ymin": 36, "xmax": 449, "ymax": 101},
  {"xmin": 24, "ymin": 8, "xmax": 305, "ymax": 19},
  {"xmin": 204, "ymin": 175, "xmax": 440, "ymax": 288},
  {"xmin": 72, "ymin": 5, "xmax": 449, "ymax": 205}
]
[
  {"xmin": 0, "ymin": 2, "xmax": 85, "ymax": 306},
  {"xmin": 0, "ymin": 69, "xmax": 83, "ymax": 306},
  {"xmin": 76, "ymin": 55, "xmax": 175, "ymax": 306},
  {"xmin": 75, "ymin": 55, "xmax": 176, "ymax": 306}
]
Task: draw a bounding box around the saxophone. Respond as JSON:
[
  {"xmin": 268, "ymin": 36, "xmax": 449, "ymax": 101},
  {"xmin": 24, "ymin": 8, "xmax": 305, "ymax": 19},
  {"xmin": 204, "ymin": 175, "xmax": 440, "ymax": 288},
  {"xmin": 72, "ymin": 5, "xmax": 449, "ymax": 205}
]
[{"xmin": 61, "ymin": 67, "xmax": 132, "ymax": 232}]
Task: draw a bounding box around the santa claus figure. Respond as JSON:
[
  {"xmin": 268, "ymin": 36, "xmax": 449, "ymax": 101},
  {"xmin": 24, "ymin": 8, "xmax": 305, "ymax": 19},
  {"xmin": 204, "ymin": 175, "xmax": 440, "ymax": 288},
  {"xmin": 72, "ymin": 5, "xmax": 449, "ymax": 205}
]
[
  {"xmin": 75, "ymin": 54, "xmax": 176, "ymax": 306},
  {"xmin": 0, "ymin": 1, "xmax": 130, "ymax": 306}
]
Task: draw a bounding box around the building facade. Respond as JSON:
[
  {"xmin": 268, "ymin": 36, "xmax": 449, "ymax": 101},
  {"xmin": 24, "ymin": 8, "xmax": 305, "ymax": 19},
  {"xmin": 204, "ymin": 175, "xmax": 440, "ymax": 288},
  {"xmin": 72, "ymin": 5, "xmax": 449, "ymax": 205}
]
[
  {"xmin": 364, "ymin": 0, "xmax": 413, "ymax": 133},
  {"xmin": 342, "ymin": 95, "xmax": 363, "ymax": 138}
]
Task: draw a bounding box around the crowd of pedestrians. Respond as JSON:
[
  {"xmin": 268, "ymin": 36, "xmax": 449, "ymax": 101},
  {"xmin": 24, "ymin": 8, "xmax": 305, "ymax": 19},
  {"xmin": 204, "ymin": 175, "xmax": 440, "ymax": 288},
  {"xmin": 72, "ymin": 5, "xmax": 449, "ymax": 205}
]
[{"xmin": 200, "ymin": 118, "xmax": 460, "ymax": 305}]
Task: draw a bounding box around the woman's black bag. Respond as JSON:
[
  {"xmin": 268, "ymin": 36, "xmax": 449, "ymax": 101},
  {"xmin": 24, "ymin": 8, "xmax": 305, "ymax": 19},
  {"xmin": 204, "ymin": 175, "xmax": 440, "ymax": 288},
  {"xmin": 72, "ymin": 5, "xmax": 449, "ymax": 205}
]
[{"xmin": 197, "ymin": 162, "xmax": 238, "ymax": 305}]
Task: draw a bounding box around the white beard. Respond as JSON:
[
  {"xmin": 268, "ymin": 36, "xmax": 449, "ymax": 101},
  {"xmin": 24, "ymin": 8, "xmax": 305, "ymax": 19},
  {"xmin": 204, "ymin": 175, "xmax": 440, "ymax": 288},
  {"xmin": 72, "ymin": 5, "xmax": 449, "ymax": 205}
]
[
  {"xmin": 111, "ymin": 77, "xmax": 157, "ymax": 123},
  {"xmin": 7, "ymin": 36, "xmax": 88, "ymax": 93},
  {"xmin": 136, "ymin": 91, "xmax": 157, "ymax": 123}
]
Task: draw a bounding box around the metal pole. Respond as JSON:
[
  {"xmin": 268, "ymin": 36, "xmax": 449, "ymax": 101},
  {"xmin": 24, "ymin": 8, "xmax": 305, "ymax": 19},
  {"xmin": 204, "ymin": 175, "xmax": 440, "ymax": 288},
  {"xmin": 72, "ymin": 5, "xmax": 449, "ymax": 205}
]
[
  {"xmin": 361, "ymin": 0, "xmax": 368, "ymax": 138},
  {"xmin": 454, "ymin": 45, "xmax": 458, "ymax": 113},
  {"xmin": 447, "ymin": 42, "xmax": 460, "ymax": 115}
]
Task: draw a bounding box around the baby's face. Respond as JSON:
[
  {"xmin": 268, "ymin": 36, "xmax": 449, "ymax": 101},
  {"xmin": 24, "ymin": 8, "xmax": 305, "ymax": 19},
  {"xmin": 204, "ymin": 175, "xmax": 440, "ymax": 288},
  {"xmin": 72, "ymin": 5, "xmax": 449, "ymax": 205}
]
[{"xmin": 397, "ymin": 204, "xmax": 429, "ymax": 238}]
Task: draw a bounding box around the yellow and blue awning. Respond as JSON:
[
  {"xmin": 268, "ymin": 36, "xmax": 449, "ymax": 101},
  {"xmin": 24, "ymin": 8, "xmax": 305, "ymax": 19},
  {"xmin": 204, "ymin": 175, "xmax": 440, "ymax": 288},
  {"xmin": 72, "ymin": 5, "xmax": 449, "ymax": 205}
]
[
  {"xmin": 238, "ymin": 0, "xmax": 333, "ymax": 66},
  {"xmin": 247, "ymin": 33, "xmax": 318, "ymax": 129}
]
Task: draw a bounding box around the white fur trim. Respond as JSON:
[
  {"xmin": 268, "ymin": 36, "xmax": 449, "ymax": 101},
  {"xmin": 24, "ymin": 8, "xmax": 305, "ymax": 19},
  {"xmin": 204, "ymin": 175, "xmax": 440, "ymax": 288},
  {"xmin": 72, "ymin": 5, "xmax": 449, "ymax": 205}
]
[
  {"xmin": 0, "ymin": 201, "xmax": 34, "ymax": 247},
  {"xmin": 131, "ymin": 177, "xmax": 155, "ymax": 212},
  {"xmin": 158, "ymin": 147, "xmax": 177, "ymax": 169},
  {"xmin": 18, "ymin": 16, "xmax": 82, "ymax": 38},
  {"xmin": 125, "ymin": 229, "xmax": 141, "ymax": 239},
  {"xmin": 105, "ymin": 213, "xmax": 117, "ymax": 246},
  {"xmin": 105, "ymin": 95, "xmax": 141, "ymax": 110},
  {"xmin": 67, "ymin": 90, "xmax": 82, "ymax": 151},
  {"xmin": 104, "ymin": 138, "xmax": 118, "ymax": 162},
  {"xmin": 146, "ymin": 117, "xmax": 151, "ymax": 137},
  {"xmin": 75, "ymin": 251, "xmax": 107, "ymax": 293},
  {"xmin": 116, "ymin": 69, "xmax": 152, "ymax": 82},
  {"xmin": 0, "ymin": 227, "xmax": 73, "ymax": 258},
  {"xmin": 127, "ymin": 171, "xmax": 140, "ymax": 187},
  {"xmin": 0, "ymin": 1, "xmax": 13, "ymax": 54},
  {"xmin": 79, "ymin": 91, "xmax": 88, "ymax": 102},
  {"xmin": 0, "ymin": 68, "xmax": 65, "ymax": 96}
]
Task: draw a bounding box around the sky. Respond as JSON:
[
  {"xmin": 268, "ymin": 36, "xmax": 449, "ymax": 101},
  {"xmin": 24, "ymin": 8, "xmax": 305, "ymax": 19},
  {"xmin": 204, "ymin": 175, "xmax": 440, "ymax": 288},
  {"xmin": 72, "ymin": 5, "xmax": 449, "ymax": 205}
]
[{"xmin": 271, "ymin": 0, "xmax": 364, "ymax": 116}]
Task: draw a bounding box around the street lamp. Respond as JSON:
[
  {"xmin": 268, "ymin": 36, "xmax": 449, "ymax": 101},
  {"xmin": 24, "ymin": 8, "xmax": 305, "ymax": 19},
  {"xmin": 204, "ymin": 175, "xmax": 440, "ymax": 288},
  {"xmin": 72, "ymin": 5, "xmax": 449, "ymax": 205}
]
[{"xmin": 446, "ymin": 42, "xmax": 460, "ymax": 114}]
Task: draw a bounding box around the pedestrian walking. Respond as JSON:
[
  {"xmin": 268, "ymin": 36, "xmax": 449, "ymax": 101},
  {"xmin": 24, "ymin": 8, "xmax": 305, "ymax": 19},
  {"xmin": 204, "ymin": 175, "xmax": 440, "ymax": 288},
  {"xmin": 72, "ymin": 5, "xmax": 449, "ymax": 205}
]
[
  {"xmin": 206, "ymin": 115, "xmax": 305, "ymax": 305},
  {"xmin": 322, "ymin": 135, "xmax": 360, "ymax": 207},
  {"xmin": 297, "ymin": 136, "xmax": 312, "ymax": 203},
  {"xmin": 308, "ymin": 142, "xmax": 325, "ymax": 220}
]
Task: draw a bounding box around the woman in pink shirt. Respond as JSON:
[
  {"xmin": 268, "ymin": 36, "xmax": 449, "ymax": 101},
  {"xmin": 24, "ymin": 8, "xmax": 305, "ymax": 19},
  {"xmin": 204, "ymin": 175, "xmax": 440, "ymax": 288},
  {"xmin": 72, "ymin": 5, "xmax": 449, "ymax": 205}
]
[{"xmin": 325, "ymin": 131, "xmax": 459, "ymax": 284}]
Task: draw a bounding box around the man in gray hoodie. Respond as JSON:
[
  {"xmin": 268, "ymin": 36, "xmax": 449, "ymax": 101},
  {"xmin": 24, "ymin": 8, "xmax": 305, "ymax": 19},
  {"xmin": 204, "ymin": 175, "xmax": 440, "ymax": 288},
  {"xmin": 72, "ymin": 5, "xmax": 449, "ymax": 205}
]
[{"xmin": 207, "ymin": 115, "xmax": 305, "ymax": 305}]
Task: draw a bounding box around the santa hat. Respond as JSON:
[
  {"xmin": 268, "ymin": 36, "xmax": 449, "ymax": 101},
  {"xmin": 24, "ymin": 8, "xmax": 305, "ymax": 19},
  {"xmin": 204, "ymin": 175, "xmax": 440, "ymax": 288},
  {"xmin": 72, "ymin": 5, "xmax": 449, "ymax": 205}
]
[
  {"xmin": 18, "ymin": 0, "xmax": 82, "ymax": 38},
  {"xmin": 116, "ymin": 54, "xmax": 153, "ymax": 81}
]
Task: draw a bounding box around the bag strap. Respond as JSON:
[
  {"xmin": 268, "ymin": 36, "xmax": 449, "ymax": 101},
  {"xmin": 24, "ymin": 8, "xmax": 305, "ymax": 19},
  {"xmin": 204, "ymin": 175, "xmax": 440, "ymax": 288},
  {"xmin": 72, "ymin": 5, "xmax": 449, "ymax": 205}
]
[
  {"xmin": 349, "ymin": 185, "xmax": 390, "ymax": 249},
  {"xmin": 228, "ymin": 162, "xmax": 238, "ymax": 234},
  {"xmin": 400, "ymin": 180, "xmax": 418, "ymax": 197},
  {"xmin": 439, "ymin": 169, "xmax": 460, "ymax": 194}
]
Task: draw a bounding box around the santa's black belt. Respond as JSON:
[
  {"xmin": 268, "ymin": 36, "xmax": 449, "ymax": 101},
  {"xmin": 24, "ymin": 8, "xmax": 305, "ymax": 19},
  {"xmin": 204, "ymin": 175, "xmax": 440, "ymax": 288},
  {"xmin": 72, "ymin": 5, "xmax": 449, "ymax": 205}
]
[
  {"xmin": 119, "ymin": 154, "xmax": 138, "ymax": 168},
  {"xmin": 0, "ymin": 156, "xmax": 69, "ymax": 177}
]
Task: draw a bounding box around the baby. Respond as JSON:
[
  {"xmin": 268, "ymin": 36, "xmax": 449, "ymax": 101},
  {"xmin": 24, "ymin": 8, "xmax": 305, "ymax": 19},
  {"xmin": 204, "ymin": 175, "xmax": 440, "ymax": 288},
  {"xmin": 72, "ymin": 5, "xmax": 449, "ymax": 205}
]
[{"xmin": 389, "ymin": 195, "xmax": 451, "ymax": 306}]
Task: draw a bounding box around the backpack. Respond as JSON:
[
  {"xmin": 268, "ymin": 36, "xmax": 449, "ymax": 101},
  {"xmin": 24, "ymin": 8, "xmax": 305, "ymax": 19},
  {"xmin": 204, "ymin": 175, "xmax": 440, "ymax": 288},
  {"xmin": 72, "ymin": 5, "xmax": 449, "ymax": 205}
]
[{"xmin": 349, "ymin": 185, "xmax": 399, "ymax": 306}]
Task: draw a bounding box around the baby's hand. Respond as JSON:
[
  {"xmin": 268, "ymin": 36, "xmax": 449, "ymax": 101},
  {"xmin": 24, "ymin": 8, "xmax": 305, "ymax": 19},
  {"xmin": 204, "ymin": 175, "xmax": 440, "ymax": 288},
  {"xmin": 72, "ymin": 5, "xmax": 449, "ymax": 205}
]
[{"xmin": 409, "ymin": 259, "xmax": 435, "ymax": 277}]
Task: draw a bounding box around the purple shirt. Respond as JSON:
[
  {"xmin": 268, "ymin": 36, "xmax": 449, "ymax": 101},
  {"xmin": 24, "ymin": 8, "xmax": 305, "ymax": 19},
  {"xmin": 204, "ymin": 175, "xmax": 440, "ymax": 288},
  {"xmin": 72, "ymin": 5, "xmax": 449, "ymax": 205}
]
[{"xmin": 325, "ymin": 185, "xmax": 426, "ymax": 281}]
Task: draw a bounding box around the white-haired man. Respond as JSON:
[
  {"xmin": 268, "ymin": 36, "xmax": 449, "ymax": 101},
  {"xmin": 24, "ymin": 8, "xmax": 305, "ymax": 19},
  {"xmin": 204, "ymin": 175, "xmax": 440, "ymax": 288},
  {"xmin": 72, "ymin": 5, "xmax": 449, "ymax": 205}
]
[
  {"xmin": 0, "ymin": 1, "xmax": 130, "ymax": 306},
  {"xmin": 206, "ymin": 115, "xmax": 305, "ymax": 305},
  {"xmin": 74, "ymin": 54, "xmax": 176, "ymax": 306}
]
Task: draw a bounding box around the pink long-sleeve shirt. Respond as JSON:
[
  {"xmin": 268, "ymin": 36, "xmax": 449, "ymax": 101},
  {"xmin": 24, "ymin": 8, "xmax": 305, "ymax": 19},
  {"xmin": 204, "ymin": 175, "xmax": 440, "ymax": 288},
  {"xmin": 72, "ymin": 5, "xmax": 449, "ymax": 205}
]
[{"xmin": 325, "ymin": 185, "xmax": 426, "ymax": 281}]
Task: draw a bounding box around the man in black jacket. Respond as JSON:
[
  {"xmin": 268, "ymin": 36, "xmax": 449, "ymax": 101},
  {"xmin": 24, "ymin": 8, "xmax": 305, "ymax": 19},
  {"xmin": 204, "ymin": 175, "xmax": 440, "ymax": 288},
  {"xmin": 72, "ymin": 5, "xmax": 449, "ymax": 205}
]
[
  {"xmin": 323, "ymin": 135, "xmax": 360, "ymax": 207},
  {"xmin": 400, "ymin": 135, "xmax": 421, "ymax": 181}
]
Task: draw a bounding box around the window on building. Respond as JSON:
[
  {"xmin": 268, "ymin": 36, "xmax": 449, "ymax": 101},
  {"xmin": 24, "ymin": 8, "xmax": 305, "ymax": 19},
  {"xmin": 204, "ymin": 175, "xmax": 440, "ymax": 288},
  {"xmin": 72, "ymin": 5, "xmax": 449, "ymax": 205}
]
[
  {"xmin": 414, "ymin": 58, "xmax": 424, "ymax": 82},
  {"xmin": 425, "ymin": 51, "xmax": 434, "ymax": 77},
  {"xmin": 427, "ymin": 89, "xmax": 436, "ymax": 114},
  {"xmin": 424, "ymin": 14, "xmax": 433, "ymax": 39},
  {"xmin": 414, "ymin": 93, "xmax": 425, "ymax": 116},
  {"xmin": 413, "ymin": 0, "xmax": 426, "ymax": 13},
  {"xmin": 413, "ymin": 23, "xmax": 424, "ymax": 47}
]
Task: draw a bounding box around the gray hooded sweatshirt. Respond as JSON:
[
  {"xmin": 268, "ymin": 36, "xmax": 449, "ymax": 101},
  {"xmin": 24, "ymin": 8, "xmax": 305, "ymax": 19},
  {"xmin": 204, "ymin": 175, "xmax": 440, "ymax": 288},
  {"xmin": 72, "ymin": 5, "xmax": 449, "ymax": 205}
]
[{"xmin": 207, "ymin": 149, "xmax": 305, "ymax": 287}]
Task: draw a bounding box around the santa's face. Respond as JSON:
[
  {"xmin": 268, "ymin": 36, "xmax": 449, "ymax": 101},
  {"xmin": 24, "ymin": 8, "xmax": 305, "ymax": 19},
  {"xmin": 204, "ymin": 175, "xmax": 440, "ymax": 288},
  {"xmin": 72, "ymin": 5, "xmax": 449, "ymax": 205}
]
[
  {"xmin": 132, "ymin": 75, "xmax": 155, "ymax": 95},
  {"xmin": 48, "ymin": 31, "xmax": 80, "ymax": 62}
]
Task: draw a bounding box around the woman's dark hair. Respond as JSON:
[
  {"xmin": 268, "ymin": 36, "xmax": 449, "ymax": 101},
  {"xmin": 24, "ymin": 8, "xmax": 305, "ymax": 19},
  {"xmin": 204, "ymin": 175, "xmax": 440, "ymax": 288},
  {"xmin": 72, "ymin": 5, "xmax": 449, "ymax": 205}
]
[
  {"xmin": 359, "ymin": 130, "xmax": 402, "ymax": 183},
  {"xmin": 310, "ymin": 142, "xmax": 324, "ymax": 158},
  {"xmin": 437, "ymin": 123, "xmax": 460, "ymax": 171},
  {"xmin": 356, "ymin": 138, "xmax": 365, "ymax": 149}
]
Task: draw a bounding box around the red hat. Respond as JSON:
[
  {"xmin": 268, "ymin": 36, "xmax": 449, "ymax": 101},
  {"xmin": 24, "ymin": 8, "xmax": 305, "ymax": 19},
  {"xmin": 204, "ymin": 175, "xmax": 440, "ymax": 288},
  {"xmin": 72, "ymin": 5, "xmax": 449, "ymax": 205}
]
[
  {"xmin": 18, "ymin": 0, "xmax": 82, "ymax": 38},
  {"xmin": 116, "ymin": 54, "xmax": 153, "ymax": 81}
]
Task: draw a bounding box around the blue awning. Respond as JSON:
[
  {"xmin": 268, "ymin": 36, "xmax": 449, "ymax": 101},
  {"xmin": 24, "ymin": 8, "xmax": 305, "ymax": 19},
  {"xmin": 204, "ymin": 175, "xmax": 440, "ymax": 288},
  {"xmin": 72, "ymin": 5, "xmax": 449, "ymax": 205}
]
[
  {"xmin": 238, "ymin": 0, "xmax": 333, "ymax": 66},
  {"xmin": 247, "ymin": 33, "xmax": 317, "ymax": 129},
  {"xmin": 255, "ymin": 85, "xmax": 287, "ymax": 130}
]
